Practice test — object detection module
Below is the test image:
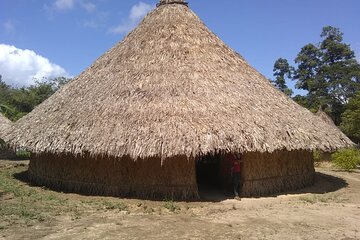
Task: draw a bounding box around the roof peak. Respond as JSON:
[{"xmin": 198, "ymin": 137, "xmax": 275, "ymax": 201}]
[{"xmin": 157, "ymin": 0, "xmax": 188, "ymax": 7}]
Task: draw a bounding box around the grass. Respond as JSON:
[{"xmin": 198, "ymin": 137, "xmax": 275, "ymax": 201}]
[
  {"xmin": 299, "ymin": 193, "xmax": 348, "ymax": 204},
  {"xmin": 0, "ymin": 164, "xmax": 129, "ymax": 229},
  {"xmin": 163, "ymin": 199, "xmax": 180, "ymax": 212},
  {"xmin": 103, "ymin": 200, "xmax": 127, "ymax": 211},
  {"xmin": 0, "ymin": 163, "xmax": 192, "ymax": 231}
]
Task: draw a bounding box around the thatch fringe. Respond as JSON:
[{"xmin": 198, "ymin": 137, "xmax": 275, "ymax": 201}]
[
  {"xmin": 0, "ymin": 114, "xmax": 12, "ymax": 139},
  {"xmin": 2, "ymin": 2, "xmax": 353, "ymax": 160},
  {"xmin": 29, "ymin": 153, "xmax": 199, "ymax": 200},
  {"xmin": 0, "ymin": 114, "xmax": 16, "ymax": 159},
  {"xmin": 0, "ymin": 148, "xmax": 17, "ymax": 159},
  {"xmin": 241, "ymin": 150, "xmax": 315, "ymax": 197},
  {"xmin": 28, "ymin": 150, "xmax": 316, "ymax": 199}
]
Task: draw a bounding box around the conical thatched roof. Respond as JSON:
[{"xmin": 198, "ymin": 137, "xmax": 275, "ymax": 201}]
[
  {"xmin": 3, "ymin": 1, "xmax": 354, "ymax": 159},
  {"xmin": 315, "ymin": 110, "xmax": 337, "ymax": 127},
  {"xmin": 0, "ymin": 114, "xmax": 12, "ymax": 139}
]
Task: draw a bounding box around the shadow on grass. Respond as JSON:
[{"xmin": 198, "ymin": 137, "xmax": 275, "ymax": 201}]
[
  {"xmin": 13, "ymin": 170, "xmax": 29, "ymax": 183},
  {"xmin": 11, "ymin": 170, "xmax": 348, "ymax": 203}
]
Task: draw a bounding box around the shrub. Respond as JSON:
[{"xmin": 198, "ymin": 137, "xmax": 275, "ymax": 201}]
[
  {"xmin": 313, "ymin": 151, "xmax": 322, "ymax": 162},
  {"xmin": 331, "ymin": 149, "xmax": 360, "ymax": 171},
  {"xmin": 163, "ymin": 199, "xmax": 180, "ymax": 212},
  {"xmin": 16, "ymin": 150, "xmax": 31, "ymax": 159}
]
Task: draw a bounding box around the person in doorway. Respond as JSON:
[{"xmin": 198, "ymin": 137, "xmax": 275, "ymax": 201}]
[{"xmin": 231, "ymin": 155, "xmax": 242, "ymax": 200}]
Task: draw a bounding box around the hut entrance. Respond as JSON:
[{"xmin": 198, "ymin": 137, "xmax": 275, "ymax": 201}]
[{"xmin": 196, "ymin": 153, "xmax": 227, "ymax": 200}]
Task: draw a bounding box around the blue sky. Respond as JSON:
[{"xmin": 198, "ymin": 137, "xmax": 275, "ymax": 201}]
[{"xmin": 1, "ymin": 0, "xmax": 359, "ymax": 94}]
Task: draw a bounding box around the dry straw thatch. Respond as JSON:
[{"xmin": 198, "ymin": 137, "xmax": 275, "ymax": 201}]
[
  {"xmin": 0, "ymin": 114, "xmax": 16, "ymax": 159},
  {"xmin": 241, "ymin": 150, "xmax": 315, "ymax": 196},
  {"xmin": 0, "ymin": 113, "xmax": 12, "ymax": 139},
  {"xmin": 29, "ymin": 153, "xmax": 198, "ymax": 199},
  {"xmin": 314, "ymin": 110, "xmax": 343, "ymax": 160},
  {"xmin": 315, "ymin": 110, "xmax": 337, "ymax": 127},
  {"xmin": 3, "ymin": 1, "xmax": 354, "ymax": 160}
]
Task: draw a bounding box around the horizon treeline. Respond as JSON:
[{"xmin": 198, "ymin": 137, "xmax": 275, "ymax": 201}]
[{"xmin": 0, "ymin": 76, "xmax": 71, "ymax": 121}]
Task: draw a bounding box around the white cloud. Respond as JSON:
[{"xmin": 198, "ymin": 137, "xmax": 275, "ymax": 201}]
[
  {"xmin": 81, "ymin": 2, "xmax": 96, "ymax": 13},
  {"xmin": 109, "ymin": 2, "xmax": 154, "ymax": 34},
  {"xmin": 3, "ymin": 20, "xmax": 15, "ymax": 34},
  {"xmin": 52, "ymin": 0, "xmax": 96, "ymax": 12},
  {"xmin": 0, "ymin": 44, "xmax": 69, "ymax": 87},
  {"xmin": 53, "ymin": 0, "xmax": 76, "ymax": 11}
]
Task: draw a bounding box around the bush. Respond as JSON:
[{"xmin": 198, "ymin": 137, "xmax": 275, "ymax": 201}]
[
  {"xmin": 331, "ymin": 149, "xmax": 360, "ymax": 171},
  {"xmin": 313, "ymin": 151, "xmax": 322, "ymax": 162},
  {"xmin": 163, "ymin": 199, "xmax": 180, "ymax": 212},
  {"xmin": 16, "ymin": 150, "xmax": 31, "ymax": 159}
]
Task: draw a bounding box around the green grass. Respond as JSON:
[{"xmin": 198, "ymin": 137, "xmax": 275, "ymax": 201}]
[
  {"xmin": 163, "ymin": 199, "xmax": 180, "ymax": 212},
  {"xmin": 0, "ymin": 164, "xmax": 129, "ymax": 229},
  {"xmin": 103, "ymin": 200, "xmax": 127, "ymax": 211}
]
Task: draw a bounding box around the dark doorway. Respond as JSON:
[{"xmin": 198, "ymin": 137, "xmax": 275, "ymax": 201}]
[{"xmin": 196, "ymin": 153, "xmax": 228, "ymax": 200}]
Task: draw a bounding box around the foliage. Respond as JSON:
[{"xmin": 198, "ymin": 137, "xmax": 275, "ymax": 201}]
[
  {"xmin": 273, "ymin": 26, "xmax": 360, "ymax": 137},
  {"xmin": 313, "ymin": 151, "xmax": 323, "ymax": 162},
  {"xmin": 163, "ymin": 199, "xmax": 180, "ymax": 212},
  {"xmin": 272, "ymin": 58, "xmax": 294, "ymax": 96},
  {"xmin": 103, "ymin": 200, "xmax": 127, "ymax": 211},
  {"xmin": 0, "ymin": 76, "xmax": 71, "ymax": 121},
  {"xmin": 292, "ymin": 26, "xmax": 360, "ymax": 124},
  {"xmin": 16, "ymin": 150, "xmax": 31, "ymax": 159},
  {"xmin": 331, "ymin": 148, "xmax": 360, "ymax": 171},
  {"xmin": 341, "ymin": 91, "xmax": 360, "ymax": 143}
]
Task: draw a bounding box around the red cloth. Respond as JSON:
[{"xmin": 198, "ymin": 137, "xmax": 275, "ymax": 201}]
[{"xmin": 233, "ymin": 161, "xmax": 241, "ymax": 173}]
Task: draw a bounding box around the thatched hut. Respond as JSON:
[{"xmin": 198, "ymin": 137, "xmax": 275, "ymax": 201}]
[
  {"xmin": 4, "ymin": 0, "xmax": 353, "ymax": 199},
  {"xmin": 0, "ymin": 114, "xmax": 16, "ymax": 159},
  {"xmin": 315, "ymin": 110, "xmax": 346, "ymax": 161}
]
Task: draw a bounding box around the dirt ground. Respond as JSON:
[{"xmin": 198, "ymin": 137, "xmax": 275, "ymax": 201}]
[{"xmin": 0, "ymin": 160, "xmax": 359, "ymax": 240}]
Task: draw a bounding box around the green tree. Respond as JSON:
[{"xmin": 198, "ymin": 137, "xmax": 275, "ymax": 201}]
[
  {"xmin": 291, "ymin": 26, "xmax": 360, "ymax": 124},
  {"xmin": 0, "ymin": 77, "xmax": 72, "ymax": 121},
  {"xmin": 293, "ymin": 44, "xmax": 328, "ymax": 110},
  {"xmin": 341, "ymin": 91, "xmax": 360, "ymax": 143},
  {"xmin": 272, "ymin": 58, "xmax": 293, "ymax": 96}
]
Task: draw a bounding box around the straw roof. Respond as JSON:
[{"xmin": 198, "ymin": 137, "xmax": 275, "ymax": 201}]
[
  {"xmin": 315, "ymin": 110, "xmax": 337, "ymax": 127},
  {"xmin": 0, "ymin": 114, "xmax": 12, "ymax": 139},
  {"xmin": 3, "ymin": 1, "xmax": 354, "ymax": 159}
]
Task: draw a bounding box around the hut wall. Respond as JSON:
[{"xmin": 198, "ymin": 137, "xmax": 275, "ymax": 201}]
[
  {"xmin": 0, "ymin": 150, "xmax": 17, "ymax": 159},
  {"xmin": 29, "ymin": 153, "xmax": 199, "ymax": 200},
  {"xmin": 0, "ymin": 144, "xmax": 17, "ymax": 159},
  {"xmin": 241, "ymin": 150, "xmax": 315, "ymax": 197}
]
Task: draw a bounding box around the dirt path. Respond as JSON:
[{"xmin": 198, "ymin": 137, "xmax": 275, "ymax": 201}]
[{"xmin": 1, "ymin": 160, "xmax": 360, "ymax": 240}]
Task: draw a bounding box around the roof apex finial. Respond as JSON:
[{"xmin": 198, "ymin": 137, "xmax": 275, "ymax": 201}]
[{"xmin": 157, "ymin": 0, "xmax": 188, "ymax": 7}]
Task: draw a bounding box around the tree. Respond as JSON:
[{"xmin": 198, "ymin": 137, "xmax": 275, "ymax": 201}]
[
  {"xmin": 341, "ymin": 91, "xmax": 360, "ymax": 143},
  {"xmin": 319, "ymin": 26, "xmax": 360, "ymax": 123},
  {"xmin": 293, "ymin": 44, "xmax": 328, "ymax": 110},
  {"xmin": 291, "ymin": 26, "xmax": 360, "ymax": 124},
  {"xmin": 272, "ymin": 58, "xmax": 293, "ymax": 96},
  {"xmin": 0, "ymin": 76, "xmax": 72, "ymax": 121}
]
